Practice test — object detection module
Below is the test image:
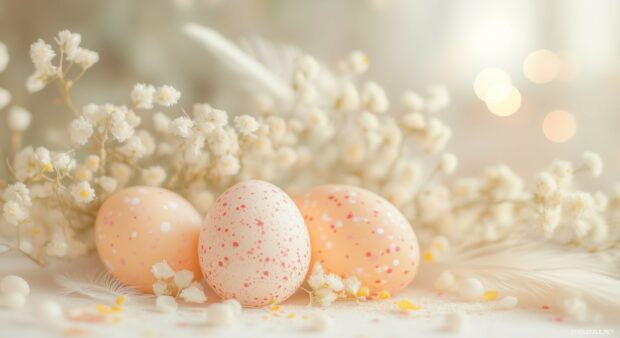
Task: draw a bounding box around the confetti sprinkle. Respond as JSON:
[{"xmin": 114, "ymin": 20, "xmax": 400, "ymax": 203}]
[
  {"xmin": 483, "ymin": 290, "xmax": 498, "ymax": 301},
  {"xmin": 395, "ymin": 299, "xmax": 422, "ymax": 311}
]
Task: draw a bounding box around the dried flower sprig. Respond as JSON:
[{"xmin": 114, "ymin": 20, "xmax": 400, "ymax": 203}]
[{"xmin": 150, "ymin": 260, "xmax": 207, "ymax": 304}]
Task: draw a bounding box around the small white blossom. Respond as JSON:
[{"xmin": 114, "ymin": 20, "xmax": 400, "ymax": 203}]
[
  {"xmin": 118, "ymin": 136, "xmax": 146, "ymax": 159},
  {"xmin": 214, "ymin": 155, "xmax": 240, "ymax": 176},
  {"xmin": 358, "ymin": 111, "xmax": 379, "ymax": 132},
  {"xmin": 110, "ymin": 109, "xmax": 134, "ymax": 142},
  {"xmin": 324, "ymin": 274, "xmax": 344, "ymax": 292},
  {"xmin": 84, "ymin": 155, "xmax": 100, "ymax": 171},
  {"xmin": 402, "ymin": 90, "xmax": 425, "ymax": 112},
  {"xmin": 30, "ymin": 39, "xmax": 56, "ymax": 74},
  {"xmin": 152, "ymin": 281, "xmax": 168, "ymax": 296},
  {"xmin": 25, "ymin": 73, "xmax": 45, "ymax": 93},
  {"xmin": 426, "ymin": 85, "xmax": 450, "ymax": 112},
  {"xmin": 173, "ymin": 270, "xmax": 194, "ymax": 289},
  {"xmin": 98, "ymin": 176, "xmax": 118, "ymax": 194},
  {"xmin": 154, "ymin": 85, "xmax": 181, "ymax": 107},
  {"xmin": 3, "ymin": 201, "xmax": 29, "ymax": 225},
  {"xmin": 0, "ymin": 87, "xmax": 11, "ymax": 110},
  {"xmin": 343, "ymin": 276, "xmax": 361, "ymax": 296},
  {"xmin": 71, "ymin": 181, "xmax": 95, "ymax": 203},
  {"xmin": 34, "ymin": 147, "xmax": 53, "ymax": 172},
  {"xmin": 110, "ymin": 162, "xmax": 132, "ymax": 186},
  {"xmin": 52, "ymin": 152, "xmax": 75, "ymax": 172},
  {"xmin": 7, "ymin": 106, "xmax": 32, "ymax": 132},
  {"xmin": 535, "ymin": 172, "xmax": 557, "ymax": 198},
  {"xmin": 54, "ymin": 30, "xmax": 81, "ymax": 57},
  {"xmin": 151, "ymin": 260, "xmax": 175, "ymax": 280},
  {"xmin": 69, "ymin": 116, "xmax": 94, "ymax": 145},
  {"xmin": 153, "ymin": 112, "xmax": 171, "ymax": 134},
  {"xmin": 401, "ymin": 112, "xmax": 426, "ymax": 131},
  {"xmin": 142, "ymin": 166, "xmax": 167, "ymax": 186},
  {"xmin": 234, "ymin": 115, "xmax": 259, "ymax": 136},
  {"xmin": 564, "ymin": 192, "xmax": 594, "ymax": 219},
  {"xmin": 315, "ymin": 287, "xmax": 338, "ymax": 307},
  {"xmin": 361, "ymin": 81, "xmax": 389, "ymax": 114},
  {"xmin": 336, "ymin": 82, "xmax": 360, "ymax": 111},
  {"xmin": 179, "ymin": 285, "xmax": 207, "ymax": 303},
  {"xmin": 581, "ymin": 151, "xmax": 603, "ymax": 177},
  {"xmin": 275, "ymin": 147, "xmax": 297, "ymax": 167},
  {"xmin": 439, "ymin": 153, "xmax": 458, "ymax": 175},
  {"xmin": 345, "ymin": 50, "xmax": 369, "ymax": 74},
  {"xmin": 156, "ymin": 295, "xmax": 178, "ymax": 313},
  {"xmin": 298, "ymin": 55, "xmax": 319, "ymax": 79},
  {"xmin": 3, "ymin": 183, "xmax": 31, "ymax": 207},
  {"xmin": 169, "ymin": 117, "xmax": 194, "ymax": 138},
  {"xmin": 69, "ymin": 47, "xmax": 99, "ymax": 69},
  {"xmin": 131, "ymin": 83, "xmax": 156, "ymax": 109}
]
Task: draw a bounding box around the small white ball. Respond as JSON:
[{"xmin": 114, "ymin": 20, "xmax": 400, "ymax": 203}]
[
  {"xmin": 497, "ymin": 296, "xmax": 519, "ymax": 309},
  {"xmin": 0, "ymin": 292, "xmax": 26, "ymax": 309},
  {"xmin": 36, "ymin": 300, "xmax": 63, "ymax": 319},
  {"xmin": 0, "ymin": 275, "xmax": 30, "ymax": 296},
  {"xmin": 458, "ymin": 278, "xmax": 484, "ymax": 300},
  {"xmin": 156, "ymin": 295, "xmax": 178, "ymax": 313},
  {"xmin": 443, "ymin": 311, "xmax": 467, "ymax": 332},
  {"xmin": 223, "ymin": 299, "xmax": 242, "ymax": 317},
  {"xmin": 206, "ymin": 303, "xmax": 235, "ymax": 326},
  {"xmin": 311, "ymin": 313, "xmax": 334, "ymax": 332},
  {"xmin": 434, "ymin": 271, "xmax": 455, "ymax": 291}
]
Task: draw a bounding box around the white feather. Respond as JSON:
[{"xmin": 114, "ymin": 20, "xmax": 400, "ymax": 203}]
[
  {"xmin": 55, "ymin": 268, "xmax": 153, "ymax": 304},
  {"xmin": 417, "ymin": 239, "xmax": 620, "ymax": 316},
  {"xmin": 184, "ymin": 23, "xmax": 294, "ymax": 102}
]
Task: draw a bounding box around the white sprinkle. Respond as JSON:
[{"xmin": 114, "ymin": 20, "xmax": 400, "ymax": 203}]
[
  {"xmin": 458, "ymin": 278, "xmax": 484, "ymax": 300},
  {"xmin": 497, "ymin": 296, "xmax": 519, "ymax": 309},
  {"xmin": 376, "ymin": 227, "xmax": 384, "ymax": 235},
  {"xmin": 160, "ymin": 222, "xmax": 172, "ymax": 233},
  {"xmin": 335, "ymin": 220, "xmax": 343, "ymax": 228},
  {"xmin": 325, "ymin": 242, "xmax": 333, "ymax": 249},
  {"xmin": 311, "ymin": 313, "xmax": 334, "ymax": 331},
  {"xmin": 156, "ymin": 295, "xmax": 178, "ymax": 313},
  {"xmin": 443, "ymin": 311, "xmax": 467, "ymax": 333},
  {"xmin": 0, "ymin": 292, "xmax": 26, "ymax": 309},
  {"xmin": 223, "ymin": 299, "xmax": 242, "ymax": 317},
  {"xmin": 130, "ymin": 197, "xmax": 140, "ymax": 205},
  {"xmin": 206, "ymin": 303, "xmax": 235, "ymax": 326},
  {"xmin": 434, "ymin": 271, "xmax": 455, "ymax": 291},
  {"xmin": 392, "ymin": 259, "xmax": 400, "ymax": 266},
  {"xmin": 0, "ymin": 275, "xmax": 30, "ymax": 296},
  {"xmin": 36, "ymin": 300, "xmax": 63, "ymax": 319},
  {"xmin": 167, "ymin": 201, "xmax": 179, "ymax": 209},
  {"xmin": 130, "ymin": 231, "xmax": 138, "ymax": 239},
  {"xmin": 321, "ymin": 212, "xmax": 331, "ymax": 222}
]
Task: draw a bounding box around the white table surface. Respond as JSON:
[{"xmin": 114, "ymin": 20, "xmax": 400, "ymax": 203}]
[{"xmin": 1, "ymin": 253, "xmax": 618, "ymax": 338}]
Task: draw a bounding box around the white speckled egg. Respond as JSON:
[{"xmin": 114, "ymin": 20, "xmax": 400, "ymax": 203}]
[
  {"xmin": 95, "ymin": 186, "xmax": 202, "ymax": 293},
  {"xmin": 295, "ymin": 185, "xmax": 420, "ymax": 296},
  {"xmin": 199, "ymin": 180, "xmax": 310, "ymax": 307}
]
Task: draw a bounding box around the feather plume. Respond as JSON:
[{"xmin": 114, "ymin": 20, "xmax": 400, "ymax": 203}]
[
  {"xmin": 56, "ymin": 268, "xmax": 153, "ymax": 305},
  {"xmin": 184, "ymin": 23, "xmax": 294, "ymax": 103},
  {"xmin": 417, "ymin": 239, "xmax": 620, "ymax": 318}
]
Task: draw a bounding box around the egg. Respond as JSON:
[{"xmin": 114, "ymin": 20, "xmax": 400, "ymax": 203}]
[
  {"xmin": 295, "ymin": 185, "xmax": 420, "ymax": 295},
  {"xmin": 199, "ymin": 180, "xmax": 310, "ymax": 307},
  {"xmin": 95, "ymin": 186, "xmax": 202, "ymax": 293}
]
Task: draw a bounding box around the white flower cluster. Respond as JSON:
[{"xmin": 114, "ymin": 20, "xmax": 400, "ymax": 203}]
[
  {"xmin": 305, "ymin": 263, "xmax": 366, "ymax": 306},
  {"xmin": 151, "ymin": 260, "xmax": 207, "ymax": 304}
]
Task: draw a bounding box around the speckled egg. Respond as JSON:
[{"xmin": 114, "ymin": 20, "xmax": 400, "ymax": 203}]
[
  {"xmin": 199, "ymin": 180, "xmax": 311, "ymax": 307},
  {"xmin": 95, "ymin": 186, "xmax": 202, "ymax": 293},
  {"xmin": 295, "ymin": 185, "xmax": 420, "ymax": 295}
]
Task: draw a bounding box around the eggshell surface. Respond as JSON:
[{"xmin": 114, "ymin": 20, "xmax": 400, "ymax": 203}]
[
  {"xmin": 199, "ymin": 180, "xmax": 310, "ymax": 307},
  {"xmin": 295, "ymin": 185, "xmax": 420, "ymax": 295},
  {"xmin": 95, "ymin": 186, "xmax": 202, "ymax": 293}
]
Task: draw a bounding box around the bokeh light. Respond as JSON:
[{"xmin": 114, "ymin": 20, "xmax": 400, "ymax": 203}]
[
  {"xmin": 473, "ymin": 68, "xmax": 511, "ymax": 101},
  {"xmin": 484, "ymin": 83, "xmax": 522, "ymax": 117},
  {"xmin": 542, "ymin": 110, "xmax": 577, "ymax": 143},
  {"xmin": 523, "ymin": 49, "xmax": 561, "ymax": 84}
]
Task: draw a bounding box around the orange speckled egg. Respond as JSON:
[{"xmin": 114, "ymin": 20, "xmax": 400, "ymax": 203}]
[
  {"xmin": 95, "ymin": 186, "xmax": 202, "ymax": 293},
  {"xmin": 295, "ymin": 185, "xmax": 420, "ymax": 296},
  {"xmin": 199, "ymin": 180, "xmax": 311, "ymax": 307}
]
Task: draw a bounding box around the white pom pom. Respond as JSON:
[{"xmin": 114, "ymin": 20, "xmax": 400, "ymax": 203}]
[
  {"xmin": 36, "ymin": 300, "xmax": 63, "ymax": 319},
  {"xmin": 443, "ymin": 311, "xmax": 467, "ymax": 332},
  {"xmin": 497, "ymin": 296, "xmax": 519, "ymax": 309},
  {"xmin": 206, "ymin": 303, "xmax": 235, "ymax": 326},
  {"xmin": 223, "ymin": 299, "xmax": 242, "ymax": 316},
  {"xmin": 311, "ymin": 313, "xmax": 334, "ymax": 332},
  {"xmin": 458, "ymin": 278, "xmax": 484, "ymax": 300},
  {"xmin": 0, "ymin": 275, "xmax": 30, "ymax": 296},
  {"xmin": 156, "ymin": 295, "xmax": 178, "ymax": 313},
  {"xmin": 434, "ymin": 271, "xmax": 455, "ymax": 291},
  {"xmin": 0, "ymin": 292, "xmax": 26, "ymax": 309}
]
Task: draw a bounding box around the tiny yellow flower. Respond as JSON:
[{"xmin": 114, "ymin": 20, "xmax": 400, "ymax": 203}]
[
  {"xmin": 422, "ymin": 249, "xmax": 434, "ymax": 263},
  {"xmin": 115, "ymin": 295, "xmax": 126, "ymax": 306},
  {"xmin": 95, "ymin": 304, "xmax": 111, "ymax": 314},
  {"xmin": 396, "ymin": 299, "xmax": 422, "ymax": 311},
  {"xmin": 378, "ymin": 290, "xmax": 391, "ymax": 300},
  {"xmin": 287, "ymin": 313, "xmax": 297, "ymax": 319},
  {"xmin": 483, "ymin": 290, "xmax": 498, "ymax": 301},
  {"xmin": 356, "ymin": 286, "xmax": 370, "ymax": 298}
]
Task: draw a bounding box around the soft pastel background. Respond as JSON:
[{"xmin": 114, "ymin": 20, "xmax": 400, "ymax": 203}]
[{"xmin": 1, "ymin": 0, "xmax": 618, "ymax": 189}]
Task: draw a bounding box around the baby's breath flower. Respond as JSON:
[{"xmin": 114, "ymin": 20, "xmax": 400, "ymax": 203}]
[
  {"xmin": 179, "ymin": 285, "xmax": 207, "ymax": 303},
  {"xmin": 69, "ymin": 116, "xmax": 94, "ymax": 145},
  {"xmin": 73, "ymin": 166, "xmax": 93, "ymax": 182},
  {"xmin": 98, "ymin": 176, "xmax": 118, "ymax": 194},
  {"xmin": 154, "ymin": 85, "xmax": 181, "ymax": 107},
  {"xmin": 2, "ymin": 201, "xmax": 29, "ymax": 225},
  {"xmin": 345, "ymin": 50, "xmax": 369, "ymax": 74},
  {"xmin": 173, "ymin": 270, "xmax": 194, "ymax": 289},
  {"xmin": 335, "ymin": 82, "xmax": 360, "ymax": 111},
  {"xmin": 152, "ymin": 281, "xmax": 168, "ymax": 296},
  {"xmin": 234, "ymin": 115, "xmax": 259, "ymax": 136},
  {"xmin": 0, "ymin": 88, "xmax": 12, "ymax": 110},
  {"xmin": 361, "ymin": 81, "xmax": 389, "ymax": 114},
  {"xmin": 298, "ymin": 55, "xmax": 319, "ymax": 79},
  {"xmin": 581, "ymin": 151, "xmax": 603, "ymax": 177},
  {"xmin": 84, "ymin": 155, "xmax": 100, "ymax": 171},
  {"xmin": 25, "ymin": 73, "xmax": 45, "ymax": 93},
  {"xmin": 54, "ymin": 30, "xmax": 81, "ymax": 57},
  {"xmin": 3, "ymin": 182, "xmax": 32, "ymax": 207},
  {"xmin": 315, "ymin": 288, "xmax": 338, "ymax": 307},
  {"xmin": 34, "ymin": 147, "xmax": 53, "ymax": 172},
  {"xmin": 169, "ymin": 116, "xmax": 194, "ymax": 138},
  {"xmin": 29, "ymin": 39, "xmax": 56, "ymax": 75},
  {"xmin": 71, "ymin": 181, "xmax": 95, "ymax": 203},
  {"xmin": 343, "ymin": 276, "xmax": 361, "ymax": 296},
  {"xmin": 131, "ymin": 83, "xmax": 156, "ymax": 109},
  {"xmin": 402, "ymin": 90, "xmax": 425, "ymax": 112},
  {"xmin": 535, "ymin": 172, "xmax": 557, "ymax": 198},
  {"xmin": 564, "ymin": 192, "xmax": 594, "ymax": 219},
  {"xmin": 142, "ymin": 166, "xmax": 167, "ymax": 186},
  {"xmin": 275, "ymin": 147, "xmax": 297, "ymax": 167},
  {"xmin": 70, "ymin": 47, "xmax": 99, "ymax": 69},
  {"xmin": 214, "ymin": 155, "xmax": 240, "ymax": 176},
  {"xmin": 151, "ymin": 260, "xmax": 175, "ymax": 280},
  {"xmin": 439, "ymin": 153, "xmax": 458, "ymax": 175},
  {"xmin": 12, "ymin": 147, "xmax": 36, "ymax": 181},
  {"xmin": 52, "ymin": 152, "xmax": 75, "ymax": 172},
  {"xmin": 306, "ymin": 108, "xmax": 328, "ymax": 129},
  {"xmin": 401, "ymin": 112, "xmax": 426, "ymax": 132},
  {"xmin": 425, "ymin": 85, "xmax": 450, "ymax": 112},
  {"xmin": 118, "ymin": 136, "xmax": 146, "ymax": 159},
  {"xmin": 324, "ymin": 274, "xmax": 344, "ymax": 292},
  {"xmin": 7, "ymin": 106, "xmax": 32, "ymax": 132},
  {"xmin": 110, "ymin": 109, "xmax": 134, "ymax": 142}
]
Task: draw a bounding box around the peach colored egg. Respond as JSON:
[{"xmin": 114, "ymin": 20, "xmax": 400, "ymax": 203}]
[
  {"xmin": 95, "ymin": 186, "xmax": 202, "ymax": 293},
  {"xmin": 295, "ymin": 185, "xmax": 420, "ymax": 296},
  {"xmin": 199, "ymin": 180, "xmax": 310, "ymax": 307}
]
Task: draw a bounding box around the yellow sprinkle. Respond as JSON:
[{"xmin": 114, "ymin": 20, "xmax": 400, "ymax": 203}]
[
  {"xmin": 422, "ymin": 249, "xmax": 434, "ymax": 263},
  {"xmin": 95, "ymin": 304, "xmax": 111, "ymax": 314},
  {"xmin": 43, "ymin": 163, "xmax": 53, "ymax": 172},
  {"xmin": 357, "ymin": 286, "xmax": 370, "ymax": 298},
  {"xmin": 111, "ymin": 305, "xmax": 123, "ymax": 313},
  {"xmin": 483, "ymin": 290, "xmax": 498, "ymax": 301},
  {"xmin": 378, "ymin": 290, "xmax": 391, "ymax": 300},
  {"xmin": 287, "ymin": 313, "xmax": 296, "ymax": 319},
  {"xmin": 396, "ymin": 299, "xmax": 422, "ymax": 311},
  {"xmin": 270, "ymin": 305, "xmax": 281, "ymax": 312},
  {"xmin": 115, "ymin": 295, "xmax": 126, "ymax": 306}
]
